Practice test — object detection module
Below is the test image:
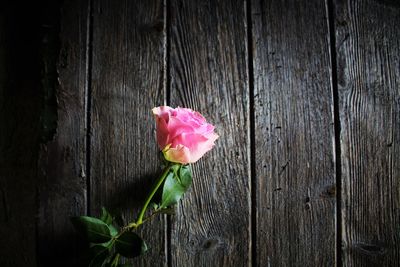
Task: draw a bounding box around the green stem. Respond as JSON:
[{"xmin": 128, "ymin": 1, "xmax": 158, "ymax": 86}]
[
  {"xmin": 135, "ymin": 164, "xmax": 172, "ymax": 225},
  {"xmin": 110, "ymin": 253, "xmax": 120, "ymax": 267},
  {"xmin": 141, "ymin": 207, "xmax": 167, "ymax": 224}
]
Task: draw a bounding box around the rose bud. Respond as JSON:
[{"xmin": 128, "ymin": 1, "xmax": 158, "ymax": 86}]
[{"xmin": 152, "ymin": 106, "xmax": 219, "ymax": 164}]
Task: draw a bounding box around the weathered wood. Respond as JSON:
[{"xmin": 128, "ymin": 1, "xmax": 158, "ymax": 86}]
[
  {"xmin": 0, "ymin": 2, "xmax": 45, "ymax": 266},
  {"xmin": 334, "ymin": 0, "xmax": 400, "ymax": 265},
  {"xmin": 169, "ymin": 0, "xmax": 251, "ymax": 266},
  {"xmin": 37, "ymin": 0, "xmax": 89, "ymax": 266},
  {"xmin": 2, "ymin": 1, "xmax": 400, "ymax": 266},
  {"xmin": 251, "ymin": 0, "xmax": 336, "ymax": 265},
  {"xmin": 90, "ymin": 0, "xmax": 166, "ymax": 265}
]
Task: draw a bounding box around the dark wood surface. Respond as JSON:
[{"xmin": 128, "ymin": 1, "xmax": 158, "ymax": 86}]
[
  {"xmin": 251, "ymin": 0, "xmax": 336, "ymax": 265},
  {"xmin": 37, "ymin": 1, "xmax": 89, "ymax": 266},
  {"xmin": 0, "ymin": 0, "xmax": 399, "ymax": 266},
  {"xmin": 0, "ymin": 2, "xmax": 43, "ymax": 266},
  {"xmin": 334, "ymin": 0, "xmax": 400, "ymax": 265},
  {"xmin": 169, "ymin": 0, "xmax": 250, "ymax": 266},
  {"xmin": 90, "ymin": 0, "xmax": 167, "ymax": 265}
]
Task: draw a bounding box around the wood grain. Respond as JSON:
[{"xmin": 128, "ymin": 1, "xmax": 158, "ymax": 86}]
[
  {"xmin": 251, "ymin": 0, "xmax": 336, "ymax": 265},
  {"xmin": 90, "ymin": 0, "xmax": 167, "ymax": 265},
  {"xmin": 0, "ymin": 1, "xmax": 54, "ymax": 266},
  {"xmin": 169, "ymin": 0, "xmax": 251, "ymax": 266},
  {"xmin": 37, "ymin": 1, "xmax": 89, "ymax": 266},
  {"xmin": 2, "ymin": 0, "xmax": 400, "ymax": 266},
  {"xmin": 334, "ymin": 0, "xmax": 400, "ymax": 265}
]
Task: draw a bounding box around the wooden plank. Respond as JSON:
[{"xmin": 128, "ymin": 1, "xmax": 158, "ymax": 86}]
[
  {"xmin": 0, "ymin": 2, "xmax": 42, "ymax": 266},
  {"xmin": 169, "ymin": 0, "xmax": 251, "ymax": 266},
  {"xmin": 334, "ymin": 0, "xmax": 400, "ymax": 265},
  {"xmin": 90, "ymin": 0, "xmax": 166, "ymax": 265},
  {"xmin": 37, "ymin": 0, "xmax": 89, "ymax": 265},
  {"xmin": 251, "ymin": 0, "xmax": 336, "ymax": 265}
]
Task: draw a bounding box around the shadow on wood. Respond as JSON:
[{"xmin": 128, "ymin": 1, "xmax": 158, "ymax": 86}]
[{"xmin": 106, "ymin": 170, "xmax": 165, "ymax": 217}]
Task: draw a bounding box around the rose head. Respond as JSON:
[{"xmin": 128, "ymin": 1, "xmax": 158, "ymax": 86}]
[{"xmin": 152, "ymin": 106, "xmax": 219, "ymax": 164}]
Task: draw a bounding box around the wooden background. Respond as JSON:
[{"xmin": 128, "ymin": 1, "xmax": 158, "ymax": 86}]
[{"xmin": 0, "ymin": 0, "xmax": 399, "ymax": 266}]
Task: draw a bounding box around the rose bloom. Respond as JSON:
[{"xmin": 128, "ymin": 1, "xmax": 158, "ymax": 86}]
[{"xmin": 152, "ymin": 106, "xmax": 219, "ymax": 164}]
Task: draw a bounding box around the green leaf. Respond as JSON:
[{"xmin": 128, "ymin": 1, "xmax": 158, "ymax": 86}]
[
  {"xmin": 109, "ymin": 225, "xmax": 118, "ymax": 237},
  {"xmin": 90, "ymin": 240, "xmax": 112, "ymax": 248},
  {"xmin": 151, "ymin": 202, "xmax": 159, "ymax": 210},
  {"xmin": 71, "ymin": 216, "xmax": 112, "ymax": 243},
  {"xmin": 170, "ymin": 164, "xmax": 181, "ymax": 175},
  {"xmin": 100, "ymin": 207, "xmax": 113, "ymax": 225},
  {"xmin": 160, "ymin": 165, "xmax": 192, "ymax": 208},
  {"xmin": 179, "ymin": 165, "xmax": 192, "ymax": 187},
  {"xmin": 115, "ymin": 231, "xmax": 147, "ymax": 258},
  {"xmin": 89, "ymin": 244, "xmax": 110, "ymax": 267}
]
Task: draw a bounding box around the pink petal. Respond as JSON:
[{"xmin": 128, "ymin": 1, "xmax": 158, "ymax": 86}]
[
  {"xmin": 163, "ymin": 144, "xmax": 191, "ymax": 164},
  {"xmin": 155, "ymin": 117, "xmax": 170, "ymax": 149},
  {"xmin": 171, "ymin": 133, "xmax": 219, "ymax": 163},
  {"xmin": 187, "ymin": 133, "xmax": 219, "ymax": 162},
  {"xmin": 152, "ymin": 106, "xmax": 173, "ymax": 123},
  {"xmin": 153, "ymin": 106, "xmax": 219, "ymax": 163},
  {"xmin": 167, "ymin": 116, "xmax": 196, "ymax": 140},
  {"xmin": 152, "ymin": 106, "xmax": 173, "ymax": 116}
]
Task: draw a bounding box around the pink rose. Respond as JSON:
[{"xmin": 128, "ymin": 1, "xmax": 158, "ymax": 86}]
[{"xmin": 152, "ymin": 106, "xmax": 219, "ymax": 164}]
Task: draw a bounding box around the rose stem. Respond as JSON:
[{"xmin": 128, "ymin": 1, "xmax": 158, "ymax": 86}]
[{"xmin": 135, "ymin": 163, "xmax": 171, "ymax": 226}]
